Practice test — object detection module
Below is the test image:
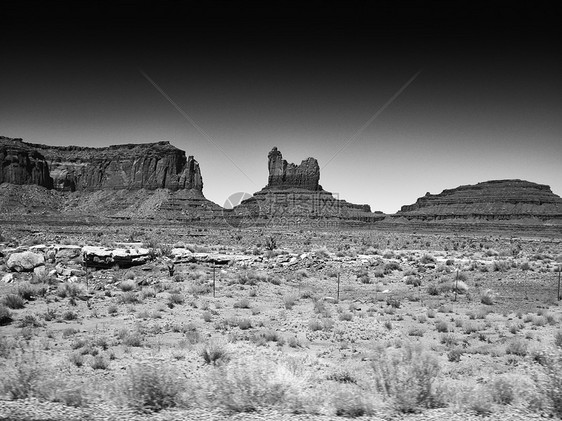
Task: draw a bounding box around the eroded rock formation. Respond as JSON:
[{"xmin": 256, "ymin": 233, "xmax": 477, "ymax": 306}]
[
  {"xmin": 0, "ymin": 136, "xmax": 221, "ymax": 220},
  {"xmin": 232, "ymin": 146, "xmax": 383, "ymax": 225},
  {"xmin": 395, "ymin": 180, "xmax": 562, "ymax": 222},
  {"xmin": 0, "ymin": 137, "xmax": 52, "ymax": 188},
  {"xmin": 0, "ymin": 137, "xmax": 203, "ymax": 192},
  {"xmin": 267, "ymin": 147, "xmax": 320, "ymax": 190}
]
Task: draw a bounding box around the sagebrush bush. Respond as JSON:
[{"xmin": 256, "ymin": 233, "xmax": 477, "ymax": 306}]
[
  {"xmin": 3, "ymin": 294, "xmax": 25, "ymax": 309},
  {"xmin": 0, "ymin": 304, "xmax": 13, "ymax": 325},
  {"xmin": 1, "ymin": 351, "xmax": 46, "ymax": 399},
  {"xmin": 119, "ymin": 363, "xmax": 183, "ymax": 412},
  {"xmin": 371, "ymin": 343, "xmax": 444, "ymax": 413},
  {"xmin": 203, "ymin": 358, "xmax": 306, "ymax": 413},
  {"xmin": 332, "ymin": 385, "xmax": 374, "ymax": 417},
  {"xmin": 200, "ymin": 341, "xmax": 229, "ymax": 365}
]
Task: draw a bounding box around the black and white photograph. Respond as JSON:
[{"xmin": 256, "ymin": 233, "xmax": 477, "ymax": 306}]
[{"xmin": 1, "ymin": 1, "xmax": 562, "ymax": 419}]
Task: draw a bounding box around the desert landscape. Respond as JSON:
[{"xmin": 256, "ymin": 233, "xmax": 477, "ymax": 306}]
[
  {"xmin": 3, "ymin": 2, "xmax": 561, "ymax": 420},
  {"xmin": 1, "ymin": 136, "xmax": 562, "ymax": 420}
]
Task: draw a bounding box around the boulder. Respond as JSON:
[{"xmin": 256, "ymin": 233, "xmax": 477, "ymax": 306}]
[
  {"xmin": 6, "ymin": 251, "xmax": 45, "ymax": 272},
  {"xmin": 82, "ymin": 246, "xmax": 152, "ymax": 268}
]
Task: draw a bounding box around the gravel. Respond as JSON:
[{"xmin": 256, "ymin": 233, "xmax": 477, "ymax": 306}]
[{"xmin": 0, "ymin": 398, "xmax": 544, "ymax": 421}]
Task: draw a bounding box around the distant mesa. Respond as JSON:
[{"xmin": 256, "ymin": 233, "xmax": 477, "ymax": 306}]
[
  {"xmin": 393, "ymin": 179, "xmax": 562, "ymax": 224},
  {"xmin": 0, "ymin": 136, "xmax": 203, "ymax": 192},
  {"xmin": 231, "ymin": 146, "xmax": 384, "ymax": 225},
  {"xmin": 0, "ymin": 136, "xmax": 221, "ymax": 220}
]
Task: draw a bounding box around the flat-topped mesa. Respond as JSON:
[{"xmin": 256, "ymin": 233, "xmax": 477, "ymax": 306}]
[
  {"xmin": 396, "ymin": 179, "xmax": 562, "ymax": 222},
  {"xmin": 0, "ymin": 136, "xmax": 203, "ymax": 192},
  {"xmin": 267, "ymin": 147, "xmax": 320, "ymax": 190}
]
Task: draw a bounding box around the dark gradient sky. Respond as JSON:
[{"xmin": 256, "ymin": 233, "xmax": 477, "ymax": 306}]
[{"xmin": 2, "ymin": 1, "xmax": 561, "ymax": 213}]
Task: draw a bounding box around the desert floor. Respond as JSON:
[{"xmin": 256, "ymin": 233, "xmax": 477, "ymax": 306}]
[{"xmin": 1, "ymin": 223, "xmax": 562, "ymax": 420}]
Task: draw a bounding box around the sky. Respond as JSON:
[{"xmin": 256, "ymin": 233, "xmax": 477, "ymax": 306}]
[{"xmin": 2, "ymin": 1, "xmax": 561, "ymax": 213}]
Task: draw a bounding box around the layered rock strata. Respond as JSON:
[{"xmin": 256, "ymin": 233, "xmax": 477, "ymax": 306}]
[
  {"xmin": 233, "ymin": 147, "xmax": 383, "ymax": 225},
  {"xmin": 394, "ymin": 180, "xmax": 562, "ymax": 222}
]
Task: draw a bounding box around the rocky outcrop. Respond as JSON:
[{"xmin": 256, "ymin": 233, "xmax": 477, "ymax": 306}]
[
  {"xmin": 394, "ymin": 180, "xmax": 562, "ymax": 222},
  {"xmin": 6, "ymin": 251, "xmax": 45, "ymax": 272},
  {"xmin": 267, "ymin": 147, "xmax": 320, "ymax": 190},
  {"xmin": 0, "ymin": 137, "xmax": 52, "ymax": 188},
  {"xmin": 0, "ymin": 136, "xmax": 203, "ymax": 192},
  {"xmin": 232, "ymin": 147, "xmax": 383, "ymax": 225}
]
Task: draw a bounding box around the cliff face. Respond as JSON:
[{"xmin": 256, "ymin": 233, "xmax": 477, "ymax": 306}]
[
  {"xmin": 0, "ymin": 137, "xmax": 52, "ymax": 188},
  {"xmin": 0, "ymin": 137, "xmax": 203, "ymax": 192},
  {"xmin": 267, "ymin": 147, "xmax": 320, "ymax": 190},
  {"xmin": 396, "ymin": 180, "xmax": 562, "ymax": 222}
]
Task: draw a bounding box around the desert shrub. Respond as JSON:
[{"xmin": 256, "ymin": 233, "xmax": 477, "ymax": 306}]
[
  {"xmin": 374, "ymin": 269, "xmax": 385, "ymax": 278},
  {"xmin": 332, "ymin": 386, "xmax": 374, "ymax": 417},
  {"xmin": 69, "ymin": 353, "xmax": 84, "ymax": 367},
  {"xmin": 371, "ymin": 343, "xmax": 444, "ymax": 413},
  {"xmin": 535, "ymin": 349, "xmax": 562, "ymax": 417},
  {"xmin": 57, "ymin": 282, "xmax": 86, "ymax": 299},
  {"xmin": 283, "ymin": 294, "xmax": 298, "ymax": 310},
  {"xmin": 437, "ymin": 283, "xmax": 451, "ymax": 294},
  {"xmin": 90, "ymin": 355, "xmax": 109, "ymax": 370},
  {"xmin": 408, "ymin": 327, "xmax": 425, "ymax": 337},
  {"xmin": 200, "ymin": 341, "xmax": 229, "ymax": 365},
  {"xmin": 3, "ymin": 294, "xmax": 25, "ymax": 309},
  {"xmin": 505, "ymin": 338, "xmax": 528, "ymax": 357},
  {"xmin": 203, "ymin": 358, "xmax": 305, "ymax": 413},
  {"xmin": 17, "ymin": 282, "xmax": 38, "ymax": 300},
  {"xmin": 0, "ymin": 305, "xmax": 13, "ymax": 325},
  {"xmin": 384, "ymin": 262, "xmax": 401, "ymax": 273},
  {"xmin": 435, "ymin": 320, "xmax": 449, "ymax": 333},
  {"xmin": 427, "ymin": 309, "xmax": 436, "ymax": 318},
  {"xmin": 201, "ymin": 311, "xmax": 212, "ymax": 322},
  {"xmin": 108, "ymin": 305, "xmax": 118, "ymax": 315},
  {"xmin": 119, "ymin": 279, "xmax": 136, "ymax": 291},
  {"xmin": 233, "ymin": 298, "xmax": 250, "ymax": 309},
  {"xmin": 405, "ymin": 276, "xmax": 421, "ymax": 287},
  {"xmin": 493, "ymin": 260, "xmax": 510, "ymax": 272},
  {"xmin": 168, "ymin": 293, "xmax": 184, "ymax": 305},
  {"xmin": 386, "ymin": 297, "xmax": 401, "ymax": 309},
  {"xmin": 448, "ymin": 348, "xmax": 463, "ymax": 362},
  {"xmin": 309, "ymin": 319, "xmax": 323, "ymax": 331},
  {"xmin": 339, "ymin": 312, "xmax": 353, "ymax": 321},
  {"xmin": 237, "ymin": 318, "xmax": 252, "ymax": 330},
  {"xmin": 19, "ymin": 314, "xmax": 42, "ymax": 328},
  {"xmin": 440, "ymin": 333, "xmax": 457, "ymax": 347},
  {"xmin": 62, "ymin": 310, "xmax": 78, "ymax": 321},
  {"xmin": 490, "ymin": 376, "xmax": 515, "ymax": 405},
  {"xmin": 140, "ymin": 287, "xmax": 156, "ymax": 299},
  {"xmin": 420, "ymin": 254, "xmax": 436, "ymax": 264},
  {"xmin": 427, "ymin": 285, "xmax": 439, "ymax": 296},
  {"xmin": 1, "ymin": 351, "xmax": 47, "ymax": 399},
  {"xmin": 118, "ymin": 363, "xmax": 183, "ymax": 412},
  {"xmin": 554, "ymin": 331, "xmax": 562, "ymax": 348},
  {"xmin": 121, "ymin": 331, "xmax": 143, "ymax": 347}
]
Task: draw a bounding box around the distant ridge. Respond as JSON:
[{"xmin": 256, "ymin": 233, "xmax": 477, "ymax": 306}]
[{"xmin": 392, "ymin": 179, "xmax": 562, "ymax": 223}]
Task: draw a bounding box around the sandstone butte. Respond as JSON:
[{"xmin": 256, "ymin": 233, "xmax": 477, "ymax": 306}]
[{"xmin": 230, "ymin": 146, "xmax": 384, "ymax": 224}]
